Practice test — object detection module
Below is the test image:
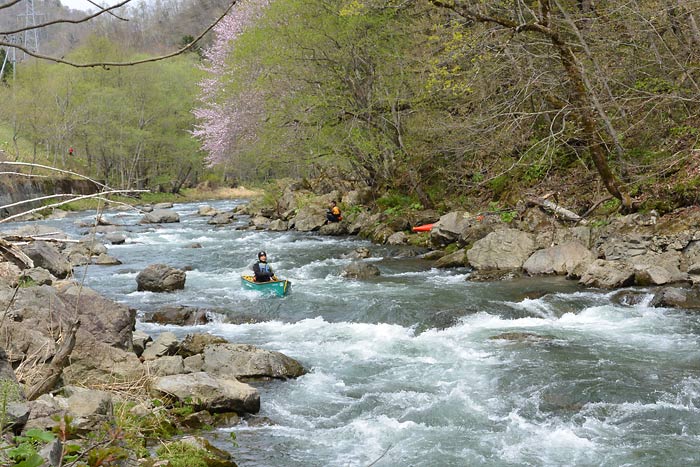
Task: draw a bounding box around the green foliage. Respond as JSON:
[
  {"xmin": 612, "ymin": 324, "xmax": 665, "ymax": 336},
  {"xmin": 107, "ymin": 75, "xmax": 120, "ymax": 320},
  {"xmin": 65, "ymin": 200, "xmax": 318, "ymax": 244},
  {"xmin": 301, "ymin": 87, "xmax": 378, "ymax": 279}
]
[
  {"xmin": 523, "ymin": 163, "xmax": 548, "ymax": 184},
  {"xmin": 669, "ymin": 126, "xmax": 699, "ymax": 138},
  {"xmin": 376, "ymin": 192, "xmax": 421, "ymax": 211},
  {"xmin": 17, "ymin": 276, "xmax": 36, "ymax": 288},
  {"xmin": 634, "ymin": 77, "xmax": 677, "ymax": 94},
  {"xmin": 155, "ymin": 441, "xmax": 212, "ymax": 467},
  {"xmin": 113, "ymin": 400, "xmax": 179, "ymax": 457},
  {"xmin": 0, "ymin": 36, "xmax": 204, "ymax": 191},
  {"xmin": 7, "ymin": 429, "xmax": 55, "ymax": 467},
  {"xmin": 598, "ymin": 198, "xmax": 621, "ymax": 215},
  {"xmin": 486, "ymin": 201, "xmax": 516, "ymax": 223},
  {"xmin": 499, "ymin": 210, "xmax": 517, "ymax": 223},
  {"xmin": 488, "ymin": 176, "xmax": 509, "ymax": 198}
]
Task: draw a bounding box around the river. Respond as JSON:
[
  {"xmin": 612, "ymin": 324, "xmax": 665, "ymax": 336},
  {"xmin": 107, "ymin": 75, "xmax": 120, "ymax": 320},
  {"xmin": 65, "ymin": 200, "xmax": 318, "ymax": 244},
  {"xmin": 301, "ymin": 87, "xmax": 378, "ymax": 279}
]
[{"xmin": 24, "ymin": 199, "xmax": 700, "ymax": 466}]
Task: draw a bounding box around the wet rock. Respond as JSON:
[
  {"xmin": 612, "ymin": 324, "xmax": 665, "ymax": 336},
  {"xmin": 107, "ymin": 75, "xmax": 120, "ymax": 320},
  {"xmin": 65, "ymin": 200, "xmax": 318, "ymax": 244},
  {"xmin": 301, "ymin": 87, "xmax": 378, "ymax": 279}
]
[
  {"xmin": 319, "ymin": 222, "xmax": 347, "ymax": 236},
  {"xmin": 136, "ymin": 264, "xmax": 186, "ymax": 292},
  {"xmin": 208, "ymin": 212, "xmax": 236, "ymax": 225},
  {"xmin": 341, "ymin": 261, "xmax": 380, "ymax": 279},
  {"xmin": 151, "ymin": 372, "xmax": 260, "ymax": 414},
  {"xmin": 342, "ymin": 247, "xmax": 371, "ymax": 259},
  {"xmin": 146, "ymin": 305, "xmax": 211, "ymax": 326},
  {"xmin": 203, "ymin": 343, "xmax": 306, "ymax": 381},
  {"xmin": 649, "ymin": 287, "xmax": 700, "ymax": 310},
  {"xmin": 611, "ymin": 290, "xmax": 650, "ymax": 307},
  {"xmin": 93, "ymin": 253, "xmax": 122, "ymax": 265},
  {"xmin": 104, "ymin": 233, "xmax": 126, "ymax": 244},
  {"xmin": 434, "ymin": 248, "xmax": 468, "ymax": 268},
  {"xmin": 198, "ymin": 205, "xmax": 219, "ymax": 216},
  {"xmin": 140, "ymin": 209, "xmax": 180, "ymax": 224}
]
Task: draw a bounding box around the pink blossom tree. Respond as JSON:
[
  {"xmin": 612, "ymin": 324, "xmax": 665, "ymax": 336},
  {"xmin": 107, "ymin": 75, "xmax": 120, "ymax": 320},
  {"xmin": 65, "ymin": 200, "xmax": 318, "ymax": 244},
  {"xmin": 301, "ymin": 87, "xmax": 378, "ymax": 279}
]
[{"xmin": 192, "ymin": 0, "xmax": 269, "ymax": 167}]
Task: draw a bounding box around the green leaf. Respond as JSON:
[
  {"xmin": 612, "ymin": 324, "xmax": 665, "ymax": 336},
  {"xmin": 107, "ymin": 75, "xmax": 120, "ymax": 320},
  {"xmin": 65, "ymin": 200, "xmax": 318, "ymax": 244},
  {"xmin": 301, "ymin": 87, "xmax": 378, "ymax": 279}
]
[
  {"xmin": 16, "ymin": 453, "xmax": 46, "ymax": 467},
  {"xmin": 25, "ymin": 428, "xmax": 56, "ymax": 443}
]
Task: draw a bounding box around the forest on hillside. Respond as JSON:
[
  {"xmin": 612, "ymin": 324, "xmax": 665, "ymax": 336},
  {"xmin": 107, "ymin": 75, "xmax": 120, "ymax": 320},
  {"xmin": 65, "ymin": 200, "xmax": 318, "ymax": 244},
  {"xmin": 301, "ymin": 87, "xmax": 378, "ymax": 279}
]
[{"xmin": 1, "ymin": 0, "xmax": 700, "ymax": 214}]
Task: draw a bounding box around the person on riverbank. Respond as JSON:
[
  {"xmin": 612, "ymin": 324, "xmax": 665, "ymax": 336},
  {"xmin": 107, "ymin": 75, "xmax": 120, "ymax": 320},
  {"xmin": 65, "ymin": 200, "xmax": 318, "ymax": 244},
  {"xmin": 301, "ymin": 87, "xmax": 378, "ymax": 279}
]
[
  {"xmin": 326, "ymin": 200, "xmax": 342, "ymax": 222},
  {"xmin": 253, "ymin": 251, "xmax": 275, "ymax": 282}
]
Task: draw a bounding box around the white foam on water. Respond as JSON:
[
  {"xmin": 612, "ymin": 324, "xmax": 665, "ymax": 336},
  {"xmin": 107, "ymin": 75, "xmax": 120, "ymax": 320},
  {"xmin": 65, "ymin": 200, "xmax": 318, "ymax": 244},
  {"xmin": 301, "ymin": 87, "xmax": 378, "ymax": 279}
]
[
  {"xmin": 497, "ymin": 412, "xmax": 599, "ymax": 465},
  {"xmin": 504, "ymin": 297, "xmax": 557, "ymax": 319}
]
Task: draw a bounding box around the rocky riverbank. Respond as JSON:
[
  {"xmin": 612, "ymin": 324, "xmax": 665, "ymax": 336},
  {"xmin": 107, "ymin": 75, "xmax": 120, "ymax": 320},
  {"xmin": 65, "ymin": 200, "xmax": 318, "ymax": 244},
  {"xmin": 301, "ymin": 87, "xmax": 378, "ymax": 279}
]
[
  {"xmin": 0, "ymin": 208, "xmax": 305, "ymax": 466},
  {"xmin": 229, "ymin": 180, "xmax": 700, "ymax": 306}
]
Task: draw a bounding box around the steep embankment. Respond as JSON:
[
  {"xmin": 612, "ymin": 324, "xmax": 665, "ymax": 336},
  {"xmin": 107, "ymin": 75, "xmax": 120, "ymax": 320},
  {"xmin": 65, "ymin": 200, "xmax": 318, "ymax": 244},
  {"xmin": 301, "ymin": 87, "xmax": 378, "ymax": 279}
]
[{"xmin": 0, "ymin": 176, "xmax": 99, "ymax": 216}]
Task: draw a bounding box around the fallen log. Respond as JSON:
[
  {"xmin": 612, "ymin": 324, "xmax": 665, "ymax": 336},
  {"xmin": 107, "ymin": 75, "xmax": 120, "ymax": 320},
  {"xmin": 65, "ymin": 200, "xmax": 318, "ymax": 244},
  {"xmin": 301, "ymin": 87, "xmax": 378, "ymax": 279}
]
[
  {"xmin": 0, "ymin": 238, "xmax": 34, "ymax": 269},
  {"xmin": 525, "ymin": 195, "xmax": 587, "ymax": 225}
]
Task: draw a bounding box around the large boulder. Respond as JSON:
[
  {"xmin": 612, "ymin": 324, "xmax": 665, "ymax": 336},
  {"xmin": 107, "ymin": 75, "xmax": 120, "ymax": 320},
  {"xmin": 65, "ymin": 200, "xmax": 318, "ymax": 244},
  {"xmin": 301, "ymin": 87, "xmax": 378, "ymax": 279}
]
[
  {"xmin": 579, "ymin": 259, "xmax": 635, "ymax": 288},
  {"xmin": 21, "ymin": 241, "xmax": 72, "ymax": 279},
  {"xmin": 208, "ymin": 212, "xmax": 236, "ymax": 225},
  {"xmin": 341, "ymin": 261, "xmax": 380, "ymax": 279},
  {"xmin": 151, "ymin": 372, "xmax": 260, "ymax": 414},
  {"xmin": 136, "ymin": 264, "xmax": 186, "ymax": 292},
  {"xmin": 319, "ymin": 222, "xmax": 347, "ymax": 236},
  {"xmin": 650, "ymin": 287, "xmax": 700, "ymax": 309},
  {"xmin": 626, "ymin": 252, "xmax": 688, "ymax": 286},
  {"xmin": 61, "ymin": 338, "xmax": 144, "ymax": 384},
  {"xmin": 0, "ymin": 284, "xmax": 143, "ymax": 386},
  {"xmin": 198, "ymin": 205, "xmax": 219, "ymax": 216},
  {"xmin": 430, "ymin": 211, "xmax": 471, "ymax": 246},
  {"xmin": 58, "ymin": 285, "xmax": 136, "ymax": 350},
  {"xmin": 523, "ymin": 241, "xmax": 595, "ymax": 277},
  {"xmin": 434, "ymin": 249, "xmax": 469, "ymax": 268},
  {"xmin": 291, "ymin": 206, "xmax": 327, "ymax": 232},
  {"xmin": 146, "ymin": 305, "xmax": 211, "ymax": 326},
  {"xmin": 342, "ymin": 187, "xmax": 374, "ymax": 206},
  {"xmin": 202, "ymin": 343, "xmax": 305, "ymax": 380},
  {"xmin": 140, "ymin": 209, "xmax": 180, "ymax": 224},
  {"xmin": 467, "ymin": 229, "xmax": 536, "ymax": 270}
]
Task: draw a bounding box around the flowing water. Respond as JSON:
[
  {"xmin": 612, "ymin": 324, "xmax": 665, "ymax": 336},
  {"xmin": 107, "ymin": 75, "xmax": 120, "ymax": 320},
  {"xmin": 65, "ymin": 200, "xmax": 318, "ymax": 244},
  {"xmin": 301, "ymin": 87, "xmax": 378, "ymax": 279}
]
[{"xmin": 14, "ymin": 200, "xmax": 700, "ymax": 466}]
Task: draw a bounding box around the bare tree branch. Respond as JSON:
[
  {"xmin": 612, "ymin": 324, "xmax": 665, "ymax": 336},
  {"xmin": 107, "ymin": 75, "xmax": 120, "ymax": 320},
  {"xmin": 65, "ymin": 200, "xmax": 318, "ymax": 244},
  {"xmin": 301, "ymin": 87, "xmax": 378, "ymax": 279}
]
[
  {"xmin": 1, "ymin": 161, "xmax": 113, "ymax": 189},
  {"xmin": 0, "ymin": 0, "xmax": 238, "ymax": 68},
  {"xmin": 0, "ymin": 189, "xmax": 148, "ymax": 224},
  {"xmin": 0, "ymin": 0, "xmax": 23, "ymax": 10},
  {"xmin": 2, "ymin": 0, "xmax": 133, "ymax": 35}
]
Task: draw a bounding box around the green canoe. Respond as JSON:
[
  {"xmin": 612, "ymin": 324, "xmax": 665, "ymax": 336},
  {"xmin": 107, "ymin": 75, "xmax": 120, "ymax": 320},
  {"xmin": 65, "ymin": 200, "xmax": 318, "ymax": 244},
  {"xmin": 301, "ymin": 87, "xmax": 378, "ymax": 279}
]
[{"xmin": 241, "ymin": 275, "xmax": 291, "ymax": 297}]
